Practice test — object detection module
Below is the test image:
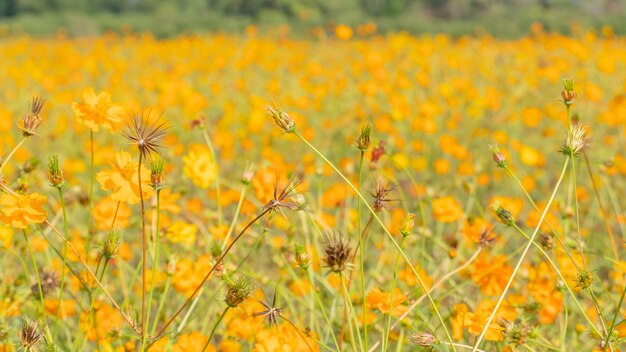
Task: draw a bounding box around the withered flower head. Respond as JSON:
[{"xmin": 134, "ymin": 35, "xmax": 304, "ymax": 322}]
[
  {"xmin": 575, "ymin": 270, "xmax": 593, "ymax": 289},
  {"xmin": 479, "ymin": 229, "xmax": 497, "ymax": 248},
  {"xmin": 19, "ymin": 96, "xmax": 45, "ymax": 137},
  {"xmin": 31, "ymin": 270, "xmax": 59, "ymax": 298},
  {"xmin": 48, "ymin": 155, "xmax": 64, "ymax": 189},
  {"xmin": 408, "ymin": 331, "xmax": 437, "ymax": 347},
  {"xmin": 561, "ymin": 78, "xmax": 577, "ymax": 106},
  {"xmin": 122, "ymin": 109, "xmax": 168, "ymax": 159},
  {"xmin": 266, "ymin": 104, "xmax": 295, "ymax": 133},
  {"xmin": 501, "ymin": 319, "xmax": 533, "ymax": 346},
  {"xmin": 224, "ymin": 274, "xmax": 254, "ymax": 308},
  {"xmin": 560, "ymin": 124, "xmax": 588, "ymax": 157},
  {"xmin": 253, "ymin": 285, "xmax": 283, "ymax": 327},
  {"xmin": 538, "ymin": 233, "xmax": 554, "ymax": 250},
  {"xmin": 18, "ymin": 318, "xmax": 43, "ymax": 350},
  {"xmin": 262, "ymin": 175, "xmax": 305, "ymax": 217},
  {"xmin": 370, "ymin": 177, "xmax": 395, "ymax": 212},
  {"xmin": 355, "ymin": 122, "xmax": 372, "ymax": 151},
  {"xmin": 489, "ymin": 202, "xmax": 515, "ymax": 226},
  {"xmin": 321, "ymin": 231, "xmax": 352, "ymax": 273}
]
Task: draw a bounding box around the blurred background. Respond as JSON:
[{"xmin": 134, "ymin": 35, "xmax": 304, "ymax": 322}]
[{"xmin": 0, "ymin": 0, "xmax": 624, "ymax": 38}]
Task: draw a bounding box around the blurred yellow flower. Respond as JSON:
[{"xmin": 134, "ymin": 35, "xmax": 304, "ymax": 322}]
[
  {"xmin": 166, "ymin": 221, "xmax": 198, "ymax": 245},
  {"xmin": 183, "ymin": 145, "xmax": 217, "ymax": 189},
  {"xmin": 0, "ymin": 192, "xmax": 48, "ymax": 229},
  {"xmin": 72, "ymin": 87, "xmax": 123, "ymax": 132}
]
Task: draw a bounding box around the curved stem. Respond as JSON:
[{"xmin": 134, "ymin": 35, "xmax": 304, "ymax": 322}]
[
  {"xmin": 0, "ymin": 136, "xmax": 26, "ymax": 175},
  {"xmin": 201, "ymin": 306, "xmax": 229, "ymax": 352},
  {"xmin": 383, "ymin": 236, "xmax": 405, "ymax": 351},
  {"xmin": 293, "ymin": 130, "xmax": 457, "ymax": 351},
  {"xmin": 305, "ymin": 269, "xmax": 341, "ymax": 351},
  {"xmin": 472, "ymin": 159, "xmax": 569, "ymax": 351},
  {"xmin": 138, "ymin": 152, "xmax": 147, "ymax": 336}
]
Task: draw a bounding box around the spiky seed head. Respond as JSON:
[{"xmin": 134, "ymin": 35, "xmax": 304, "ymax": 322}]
[
  {"xmin": 294, "ymin": 243, "xmax": 311, "ymax": 270},
  {"xmin": 489, "ymin": 144, "xmax": 506, "ymax": 167},
  {"xmin": 560, "ymin": 124, "xmax": 588, "ymax": 157},
  {"xmin": 101, "ymin": 229, "xmax": 121, "ymax": 260},
  {"xmin": 18, "ymin": 318, "xmax": 43, "ymax": 349},
  {"xmin": 267, "ymin": 104, "xmax": 295, "ymax": 133},
  {"xmin": 321, "ymin": 232, "xmax": 352, "ymax": 273},
  {"xmin": 48, "ymin": 155, "xmax": 64, "ymax": 189},
  {"xmin": 408, "ymin": 332, "xmax": 436, "ymax": 347},
  {"xmin": 355, "ymin": 122, "xmax": 372, "ymax": 151},
  {"xmin": 210, "ymin": 241, "xmax": 223, "ymax": 258},
  {"xmin": 149, "ymin": 156, "xmax": 166, "ymax": 190},
  {"xmin": 479, "ymin": 229, "xmax": 496, "ymax": 248},
  {"xmin": 489, "ymin": 202, "xmax": 515, "ymax": 226},
  {"xmin": 400, "ymin": 213, "xmax": 416, "ymax": 238},
  {"xmin": 122, "ymin": 109, "xmax": 168, "ymax": 159},
  {"xmin": 18, "ymin": 96, "xmax": 45, "ymax": 137},
  {"xmin": 224, "ymin": 275, "xmax": 254, "ymax": 308},
  {"xmin": 370, "ymin": 177, "xmax": 395, "ymax": 212},
  {"xmin": 262, "ymin": 176, "xmax": 305, "ymax": 216},
  {"xmin": 538, "ymin": 233, "xmax": 554, "ymax": 250}
]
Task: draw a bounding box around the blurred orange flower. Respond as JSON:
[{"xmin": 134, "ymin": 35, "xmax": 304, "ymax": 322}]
[
  {"xmin": 96, "ymin": 151, "xmax": 152, "ymax": 204},
  {"xmin": 72, "ymin": 87, "xmax": 123, "ymax": 132},
  {"xmin": 0, "ymin": 192, "xmax": 47, "ymax": 229},
  {"xmin": 432, "ymin": 196, "xmax": 464, "ymax": 223}
]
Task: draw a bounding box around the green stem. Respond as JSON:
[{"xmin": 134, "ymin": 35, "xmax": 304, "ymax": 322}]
[
  {"xmin": 53, "ymin": 187, "xmax": 69, "ymax": 340},
  {"xmin": 86, "ymin": 131, "xmax": 94, "ymax": 254},
  {"xmin": 383, "ymin": 236, "xmax": 406, "ymax": 352},
  {"xmin": 472, "ymin": 159, "xmax": 569, "ymax": 351},
  {"xmin": 356, "ymin": 151, "xmax": 368, "ymax": 350},
  {"xmin": 306, "ymin": 269, "xmax": 340, "ymax": 351},
  {"xmin": 293, "ymin": 130, "xmax": 456, "ymax": 351},
  {"xmin": 201, "ymin": 126, "xmax": 222, "ymax": 226},
  {"xmin": 23, "ymin": 230, "xmax": 51, "ymax": 340},
  {"xmin": 0, "ymin": 136, "xmax": 26, "ymax": 174},
  {"xmin": 222, "ymin": 183, "xmax": 247, "ymax": 250},
  {"xmin": 340, "ymin": 273, "xmax": 362, "ymax": 352},
  {"xmin": 142, "ymin": 189, "xmax": 162, "ymax": 351},
  {"xmin": 201, "ymin": 306, "xmax": 229, "ymax": 352},
  {"xmin": 604, "ymin": 284, "xmax": 626, "ymax": 350}
]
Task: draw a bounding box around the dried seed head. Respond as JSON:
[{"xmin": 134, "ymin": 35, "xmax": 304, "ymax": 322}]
[
  {"xmin": 561, "ymin": 78, "xmax": 577, "ymax": 106},
  {"xmin": 18, "ymin": 318, "xmax": 43, "ymax": 350},
  {"xmin": 294, "ymin": 243, "xmax": 311, "ymax": 270},
  {"xmin": 575, "ymin": 270, "xmax": 593, "ymax": 289},
  {"xmin": 48, "ymin": 155, "xmax": 64, "ymax": 189},
  {"xmin": 267, "ymin": 104, "xmax": 295, "ymax": 133},
  {"xmin": 224, "ymin": 275, "xmax": 254, "ymax": 308},
  {"xmin": 122, "ymin": 109, "xmax": 168, "ymax": 159},
  {"xmin": 149, "ymin": 156, "xmax": 166, "ymax": 190},
  {"xmin": 489, "ymin": 144, "xmax": 506, "ymax": 167},
  {"xmin": 31, "ymin": 270, "xmax": 59, "ymax": 298},
  {"xmin": 408, "ymin": 331, "xmax": 437, "ymax": 347},
  {"xmin": 489, "ymin": 202, "xmax": 515, "ymax": 226},
  {"xmin": 19, "ymin": 97, "xmax": 45, "ymax": 137},
  {"xmin": 400, "ymin": 213, "xmax": 416, "ymax": 238},
  {"xmin": 479, "ymin": 229, "xmax": 497, "ymax": 248},
  {"xmin": 262, "ymin": 175, "xmax": 305, "ymax": 217},
  {"xmin": 538, "ymin": 233, "xmax": 554, "ymax": 250},
  {"xmin": 560, "ymin": 124, "xmax": 588, "ymax": 157},
  {"xmin": 502, "ymin": 319, "xmax": 532, "ymax": 346},
  {"xmin": 370, "ymin": 177, "xmax": 395, "ymax": 212},
  {"xmin": 101, "ymin": 229, "xmax": 121, "ymax": 260},
  {"xmin": 355, "ymin": 122, "xmax": 372, "ymax": 151},
  {"xmin": 321, "ymin": 232, "xmax": 352, "ymax": 273}
]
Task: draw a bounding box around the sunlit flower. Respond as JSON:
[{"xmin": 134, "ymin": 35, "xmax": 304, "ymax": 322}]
[
  {"xmin": 183, "ymin": 145, "xmax": 217, "ymax": 189},
  {"xmin": 72, "ymin": 87, "xmax": 123, "ymax": 132},
  {"xmin": 0, "ymin": 192, "xmax": 48, "ymax": 229},
  {"xmin": 432, "ymin": 196, "xmax": 464, "ymax": 223},
  {"xmin": 96, "ymin": 151, "xmax": 153, "ymax": 204}
]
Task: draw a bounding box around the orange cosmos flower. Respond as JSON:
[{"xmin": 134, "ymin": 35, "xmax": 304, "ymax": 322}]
[
  {"xmin": 183, "ymin": 144, "xmax": 217, "ymax": 189},
  {"xmin": 432, "ymin": 196, "xmax": 464, "ymax": 223},
  {"xmin": 72, "ymin": 87, "xmax": 123, "ymax": 132},
  {"xmin": 365, "ymin": 287, "xmax": 408, "ymax": 316},
  {"xmin": 172, "ymin": 331, "xmax": 213, "ymax": 352},
  {"xmin": 463, "ymin": 309, "xmax": 505, "ymax": 341},
  {"xmin": 96, "ymin": 151, "xmax": 152, "ymax": 204},
  {"xmin": 471, "ymin": 253, "xmax": 513, "ymax": 296},
  {"xmin": 0, "ymin": 192, "xmax": 47, "ymax": 229}
]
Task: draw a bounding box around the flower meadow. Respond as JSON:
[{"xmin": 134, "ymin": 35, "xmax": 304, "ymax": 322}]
[{"xmin": 0, "ymin": 26, "xmax": 626, "ymax": 351}]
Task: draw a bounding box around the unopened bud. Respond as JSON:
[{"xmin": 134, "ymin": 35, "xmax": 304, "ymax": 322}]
[
  {"xmin": 267, "ymin": 104, "xmax": 295, "ymax": 132},
  {"xmin": 294, "ymin": 244, "xmax": 311, "ymax": 270},
  {"xmin": 400, "ymin": 213, "xmax": 416, "ymax": 237}
]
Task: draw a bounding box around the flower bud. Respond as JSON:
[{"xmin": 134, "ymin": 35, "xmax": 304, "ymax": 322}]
[
  {"xmin": 294, "ymin": 243, "xmax": 311, "ymax": 270},
  {"xmin": 267, "ymin": 104, "xmax": 295, "ymax": 132},
  {"xmin": 400, "ymin": 213, "xmax": 416, "ymax": 237},
  {"xmin": 355, "ymin": 122, "xmax": 372, "ymax": 151},
  {"xmin": 149, "ymin": 156, "xmax": 166, "ymax": 191},
  {"xmin": 48, "ymin": 155, "xmax": 64, "ymax": 189},
  {"xmin": 408, "ymin": 332, "xmax": 436, "ymax": 347},
  {"xmin": 18, "ymin": 97, "xmax": 45, "ymax": 137},
  {"xmin": 224, "ymin": 275, "xmax": 254, "ymax": 308},
  {"xmin": 561, "ymin": 78, "xmax": 577, "ymax": 106},
  {"xmin": 101, "ymin": 229, "xmax": 121, "ymax": 260},
  {"xmin": 489, "ymin": 202, "xmax": 515, "ymax": 226},
  {"xmin": 489, "ymin": 144, "xmax": 506, "ymax": 167}
]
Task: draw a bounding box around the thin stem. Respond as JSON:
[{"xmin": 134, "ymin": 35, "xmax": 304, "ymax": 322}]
[
  {"xmin": 604, "ymin": 284, "xmax": 626, "ymax": 350},
  {"xmin": 153, "ymin": 209, "xmax": 270, "ymax": 339},
  {"xmin": 471, "ymin": 159, "xmax": 569, "ymax": 351},
  {"xmin": 305, "ymin": 269, "xmax": 340, "ymax": 351},
  {"xmin": 142, "ymin": 189, "xmax": 161, "ymax": 351},
  {"xmin": 138, "ymin": 152, "xmax": 147, "ymax": 336},
  {"xmin": 222, "ymin": 183, "xmax": 247, "ymax": 250},
  {"xmin": 53, "ymin": 187, "xmax": 69, "ymax": 340},
  {"xmin": 356, "ymin": 151, "xmax": 368, "ymax": 350},
  {"xmin": 201, "ymin": 306, "xmax": 229, "ymax": 352},
  {"xmin": 86, "ymin": 131, "xmax": 94, "ymax": 252},
  {"xmin": 201, "ymin": 125, "xmax": 222, "ymax": 225},
  {"xmin": 340, "ymin": 273, "xmax": 362, "ymax": 352},
  {"xmin": 293, "ymin": 130, "xmax": 457, "ymax": 351},
  {"xmin": 0, "ymin": 136, "xmax": 26, "ymax": 174},
  {"xmin": 23, "ymin": 230, "xmax": 51, "ymax": 340},
  {"xmin": 383, "ymin": 236, "xmax": 406, "ymax": 352}
]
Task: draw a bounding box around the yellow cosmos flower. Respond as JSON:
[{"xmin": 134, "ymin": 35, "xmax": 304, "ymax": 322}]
[
  {"xmin": 0, "ymin": 192, "xmax": 48, "ymax": 229},
  {"xmin": 463, "ymin": 309, "xmax": 505, "ymax": 341},
  {"xmin": 172, "ymin": 332, "xmax": 213, "ymax": 352},
  {"xmin": 93, "ymin": 196, "xmax": 131, "ymax": 230},
  {"xmin": 166, "ymin": 221, "xmax": 198, "ymax": 245},
  {"xmin": 96, "ymin": 151, "xmax": 152, "ymax": 204},
  {"xmin": 183, "ymin": 145, "xmax": 217, "ymax": 189},
  {"xmin": 432, "ymin": 196, "xmax": 464, "ymax": 223},
  {"xmin": 72, "ymin": 87, "xmax": 123, "ymax": 132}
]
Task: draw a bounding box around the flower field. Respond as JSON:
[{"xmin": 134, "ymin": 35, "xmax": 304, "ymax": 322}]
[{"xmin": 0, "ymin": 27, "xmax": 626, "ymax": 351}]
